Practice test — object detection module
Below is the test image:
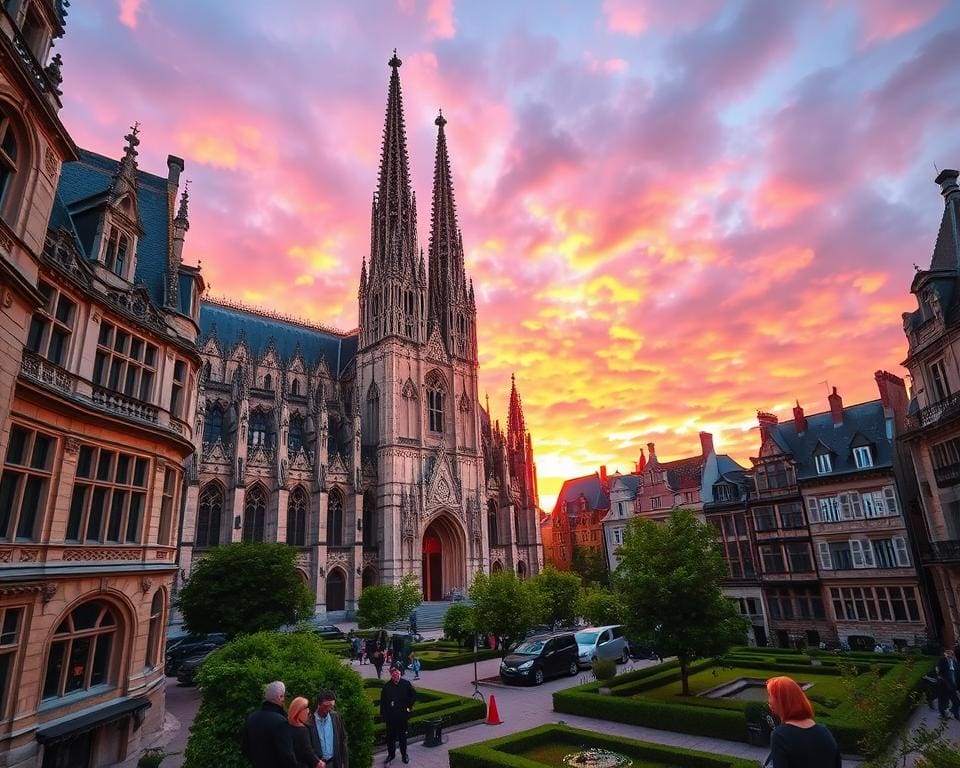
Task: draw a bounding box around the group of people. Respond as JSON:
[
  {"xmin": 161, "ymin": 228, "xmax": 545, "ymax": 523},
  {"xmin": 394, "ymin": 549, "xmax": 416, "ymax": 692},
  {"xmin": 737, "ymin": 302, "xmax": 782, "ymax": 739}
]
[
  {"xmin": 241, "ymin": 681, "xmax": 348, "ymax": 768},
  {"xmin": 925, "ymin": 647, "xmax": 960, "ymax": 719},
  {"xmin": 239, "ymin": 665, "xmax": 417, "ymax": 768},
  {"xmin": 349, "ymin": 634, "xmax": 421, "ymax": 680}
]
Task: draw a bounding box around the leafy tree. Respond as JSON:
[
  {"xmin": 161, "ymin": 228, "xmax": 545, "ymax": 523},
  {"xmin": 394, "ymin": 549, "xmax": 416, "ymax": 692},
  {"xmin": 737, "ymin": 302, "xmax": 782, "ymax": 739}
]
[
  {"xmin": 442, "ymin": 603, "xmax": 475, "ymax": 647},
  {"xmin": 357, "ymin": 585, "xmax": 399, "ymax": 629},
  {"xmin": 613, "ymin": 509, "xmax": 747, "ymax": 695},
  {"xmin": 531, "ymin": 566, "xmax": 582, "ymax": 627},
  {"xmin": 571, "ymin": 545, "xmax": 609, "ymax": 586},
  {"xmin": 576, "ymin": 585, "xmax": 623, "ymax": 626},
  {"xmin": 394, "ymin": 573, "xmax": 423, "ymax": 620},
  {"xmin": 185, "ymin": 631, "xmax": 374, "ymax": 768},
  {"xmin": 177, "ymin": 543, "xmax": 313, "ymax": 638},
  {"xmin": 468, "ymin": 570, "xmax": 544, "ymax": 657}
]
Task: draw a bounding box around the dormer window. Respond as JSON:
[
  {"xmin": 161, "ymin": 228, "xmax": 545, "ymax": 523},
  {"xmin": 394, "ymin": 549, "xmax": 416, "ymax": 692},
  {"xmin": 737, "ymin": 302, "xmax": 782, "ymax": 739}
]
[
  {"xmin": 853, "ymin": 446, "xmax": 873, "ymax": 469},
  {"xmin": 815, "ymin": 453, "xmax": 832, "ymax": 475},
  {"xmin": 714, "ymin": 483, "xmax": 734, "ymax": 502},
  {"xmin": 103, "ymin": 226, "xmax": 132, "ymax": 278}
]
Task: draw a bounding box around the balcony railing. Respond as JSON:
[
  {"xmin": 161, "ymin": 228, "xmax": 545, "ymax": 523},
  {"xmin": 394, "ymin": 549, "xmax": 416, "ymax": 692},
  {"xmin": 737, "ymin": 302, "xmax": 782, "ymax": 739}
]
[
  {"xmin": 907, "ymin": 391, "xmax": 960, "ymax": 431},
  {"xmin": 91, "ymin": 386, "xmax": 158, "ymax": 423},
  {"xmin": 934, "ymin": 462, "xmax": 960, "ymax": 488},
  {"xmin": 920, "ymin": 539, "xmax": 960, "ymax": 564},
  {"xmin": 20, "ymin": 351, "xmax": 74, "ymax": 394}
]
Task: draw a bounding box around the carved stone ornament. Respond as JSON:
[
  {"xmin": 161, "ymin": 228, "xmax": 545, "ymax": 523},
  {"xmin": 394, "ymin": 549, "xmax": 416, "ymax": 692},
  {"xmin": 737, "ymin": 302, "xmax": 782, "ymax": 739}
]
[
  {"xmin": 64, "ymin": 437, "xmax": 81, "ymax": 454},
  {"xmin": 42, "ymin": 582, "xmax": 57, "ymax": 602},
  {"xmin": 401, "ymin": 378, "xmax": 418, "ymax": 399},
  {"xmin": 327, "ymin": 550, "xmax": 349, "ymax": 565},
  {"xmin": 328, "ymin": 453, "xmax": 348, "ymax": 478},
  {"xmin": 0, "ymin": 231, "xmax": 12, "ymax": 254},
  {"xmin": 425, "ymin": 327, "xmax": 448, "ymax": 363},
  {"xmin": 44, "ymin": 146, "xmax": 58, "ymax": 178},
  {"xmin": 140, "ymin": 577, "xmax": 153, "ymax": 594}
]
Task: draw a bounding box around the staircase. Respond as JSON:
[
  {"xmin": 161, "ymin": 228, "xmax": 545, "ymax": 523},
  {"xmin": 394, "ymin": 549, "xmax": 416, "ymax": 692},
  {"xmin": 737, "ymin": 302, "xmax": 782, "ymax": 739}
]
[{"xmin": 386, "ymin": 600, "xmax": 466, "ymax": 632}]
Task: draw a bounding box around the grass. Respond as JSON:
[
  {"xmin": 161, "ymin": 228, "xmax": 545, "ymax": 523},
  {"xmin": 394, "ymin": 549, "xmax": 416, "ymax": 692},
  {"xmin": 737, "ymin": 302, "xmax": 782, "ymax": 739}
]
[{"xmin": 520, "ymin": 741, "xmax": 670, "ymax": 768}]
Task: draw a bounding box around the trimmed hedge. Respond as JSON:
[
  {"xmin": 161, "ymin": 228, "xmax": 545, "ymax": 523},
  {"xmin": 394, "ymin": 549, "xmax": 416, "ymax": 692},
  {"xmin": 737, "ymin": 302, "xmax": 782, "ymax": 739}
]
[
  {"xmin": 412, "ymin": 643, "xmax": 501, "ymax": 670},
  {"xmin": 363, "ymin": 679, "xmax": 485, "ymax": 744},
  {"xmin": 449, "ymin": 724, "xmax": 758, "ymax": 768}
]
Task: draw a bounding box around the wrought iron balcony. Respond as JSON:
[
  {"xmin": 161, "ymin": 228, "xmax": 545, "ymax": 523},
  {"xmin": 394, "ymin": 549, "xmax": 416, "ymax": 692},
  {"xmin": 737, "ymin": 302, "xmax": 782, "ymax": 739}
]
[
  {"xmin": 907, "ymin": 391, "xmax": 960, "ymax": 431},
  {"xmin": 934, "ymin": 462, "xmax": 960, "ymax": 488},
  {"xmin": 921, "ymin": 539, "xmax": 960, "ymax": 564}
]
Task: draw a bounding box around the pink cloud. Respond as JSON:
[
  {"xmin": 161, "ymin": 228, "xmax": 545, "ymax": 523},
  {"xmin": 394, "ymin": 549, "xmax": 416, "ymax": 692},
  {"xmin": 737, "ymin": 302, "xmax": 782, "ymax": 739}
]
[
  {"xmin": 117, "ymin": 0, "xmax": 143, "ymax": 28},
  {"xmin": 851, "ymin": 0, "xmax": 945, "ymax": 46},
  {"xmin": 427, "ymin": 0, "xmax": 455, "ymax": 39}
]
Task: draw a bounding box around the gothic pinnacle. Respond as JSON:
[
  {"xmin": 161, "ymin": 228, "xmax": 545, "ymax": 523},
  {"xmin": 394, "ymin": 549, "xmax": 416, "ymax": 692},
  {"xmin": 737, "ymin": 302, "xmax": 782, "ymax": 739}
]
[{"xmin": 389, "ymin": 48, "xmax": 401, "ymax": 68}]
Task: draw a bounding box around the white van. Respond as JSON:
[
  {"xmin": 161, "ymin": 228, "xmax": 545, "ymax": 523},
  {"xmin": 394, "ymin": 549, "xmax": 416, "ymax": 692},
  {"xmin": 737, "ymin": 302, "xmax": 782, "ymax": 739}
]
[{"xmin": 574, "ymin": 625, "xmax": 629, "ymax": 667}]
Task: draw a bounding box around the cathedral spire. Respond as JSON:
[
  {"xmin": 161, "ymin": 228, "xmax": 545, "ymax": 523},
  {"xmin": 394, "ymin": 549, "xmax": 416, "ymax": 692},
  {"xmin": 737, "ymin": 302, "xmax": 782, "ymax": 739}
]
[{"xmin": 507, "ymin": 373, "xmax": 526, "ymax": 449}]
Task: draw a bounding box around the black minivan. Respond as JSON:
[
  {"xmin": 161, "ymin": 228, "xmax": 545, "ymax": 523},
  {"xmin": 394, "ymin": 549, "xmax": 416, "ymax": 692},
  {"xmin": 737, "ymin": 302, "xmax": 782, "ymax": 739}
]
[{"xmin": 499, "ymin": 632, "xmax": 579, "ymax": 686}]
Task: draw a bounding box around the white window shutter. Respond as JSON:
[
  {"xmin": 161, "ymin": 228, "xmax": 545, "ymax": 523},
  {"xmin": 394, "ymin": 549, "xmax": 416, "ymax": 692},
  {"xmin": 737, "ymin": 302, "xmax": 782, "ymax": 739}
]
[
  {"xmin": 883, "ymin": 486, "xmax": 899, "ymax": 515},
  {"xmin": 861, "ymin": 539, "xmax": 875, "ymax": 567},
  {"xmin": 850, "ymin": 539, "xmax": 865, "ymax": 568},
  {"xmin": 806, "ymin": 497, "xmax": 819, "ymax": 523},
  {"xmin": 838, "ymin": 493, "xmax": 851, "ymax": 519},
  {"xmin": 850, "ymin": 492, "xmax": 863, "ymax": 518},
  {"xmin": 893, "ymin": 537, "xmax": 910, "ymax": 567},
  {"xmin": 817, "ymin": 541, "xmax": 833, "ymax": 570}
]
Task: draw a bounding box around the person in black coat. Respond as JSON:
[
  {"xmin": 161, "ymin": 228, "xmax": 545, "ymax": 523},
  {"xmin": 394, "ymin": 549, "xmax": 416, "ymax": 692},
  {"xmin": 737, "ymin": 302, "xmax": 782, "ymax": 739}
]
[
  {"xmin": 241, "ymin": 681, "xmax": 299, "ymax": 768},
  {"xmin": 288, "ymin": 696, "xmax": 322, "ymax": 768},
  {"xmin": 371, "ymin": 641, "xmax": 385, "ymax": 679},
  {"xmin": 379, "ymin": 665, "xmax": 416, "ymax": 764},
  {"xmin": 936, "ymin": 648, "xmax": 960, "ymax": 719}
]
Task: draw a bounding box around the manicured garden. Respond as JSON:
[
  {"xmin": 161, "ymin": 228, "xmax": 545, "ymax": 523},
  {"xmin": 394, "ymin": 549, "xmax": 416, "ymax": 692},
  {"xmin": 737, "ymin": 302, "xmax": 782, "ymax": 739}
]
[
  {"xmin": 363, "ymin": 678, "xmax": 485, "ymax": 743},
  {"xmin": 412, "ymin": 639, "xmax": 501, "ymax": 670},
  {"xmin": 552, "ymin": 646, "xmax": 933, "ymax": 754},
  {"xmin": 449, "ymin": 724, "xmax": 758, "ymax": 768}
]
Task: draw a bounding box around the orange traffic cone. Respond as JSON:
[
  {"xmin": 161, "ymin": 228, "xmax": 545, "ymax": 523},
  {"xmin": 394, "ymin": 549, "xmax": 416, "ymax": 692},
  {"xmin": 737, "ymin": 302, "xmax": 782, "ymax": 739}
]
[{"xmin": 486, "ymin": 694, "xmax": 503, "ymax": 725}]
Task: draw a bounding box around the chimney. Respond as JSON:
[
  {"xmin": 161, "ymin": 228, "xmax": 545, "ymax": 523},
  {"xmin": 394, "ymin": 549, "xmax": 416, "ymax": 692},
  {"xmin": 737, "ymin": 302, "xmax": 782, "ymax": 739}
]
[
  {"xmin": 875, "ymin": 370, "xmax": 909, "ymax": 427},
  {"xmin": 646, "ymin": 442, "xmax": 657, "ymax": 462},
  {"xmin": 936, "ymin": 168, "xmax": 960, "ymax": 202},
  {"xmin": 828, "ymin": 386, "xmax": 843, "ymax": 426},
  {"xmin": 793, "ymin": 400, "xmax": 807, "ymax": 435},
  {"xmin": 757, "ymin": 411, "xmax": 779, "ymax": 440},
  {"xmin": 699, "ymin": 431, "xmax": 714, "ymax": 458},
  {"xmin": 636, "ymin": 448, "xmax": 646, "ymax": 474},
  {"xmin": 599, "ymin": 465, "xmax": 608, "ymax": 490},
  {"xmin": 167, "ymin": 154, "xmax": 184, "ymax": 187}
]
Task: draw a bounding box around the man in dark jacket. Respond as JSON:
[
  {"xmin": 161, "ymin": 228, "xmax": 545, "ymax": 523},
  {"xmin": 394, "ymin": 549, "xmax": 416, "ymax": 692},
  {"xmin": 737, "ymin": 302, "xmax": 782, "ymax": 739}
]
[
  {"xmin": 241, "ymin": 680, "xmax": 298, "ymax": 768},
  {"xmin": 379, "ymin": 665, "xmax": 416, "ymax": 764},
  {"xmin": 304, "ymin": 689, "xmax": 349, "ymax": 768},
  {"xmin": 937, "ymin": 648, "xmax": 960, "ymax": 719}
]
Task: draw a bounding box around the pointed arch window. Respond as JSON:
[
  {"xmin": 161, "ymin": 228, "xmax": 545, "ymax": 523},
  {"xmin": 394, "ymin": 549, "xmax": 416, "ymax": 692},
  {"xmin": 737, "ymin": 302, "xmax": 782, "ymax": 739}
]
[
  {"xmin": 487, "ymin": 500, "xmax": 499, "ymax": 547},
  {"xmin": 427, "ymin": 377, "xmax": 444, "ymax": 433},
  {"xmin": 287, "ymin": 487, "xmax": 308, "ymax": 546},
  {"xmin": 249, "ymin": 409, "xmax": 269, "ymax": 449},
  {"xmin": 243, "ymin": 486, "xmax": 267, "ymax": 543},
  {"xmin": 103, "ymin": 227, "xmax": 131, "ymax": 278},
  {"xmin": 145, "ymin": 590, "xmax": 164, "ymax": 669},
  {"xmin": 0, "ymin": 107, "xmax": 20, "ymax": 218},
  {"xmin": 263, "ymin": 373, "xmax": 273, "ymax": 391},
  {"xmin": 404, "ymin": 290, "xmax": 415, "ymax": 337},
  {"xmin": 365, "ymin": 383, "xmax": 380, "ymax": 446},
  {"xmin": 288, "ymin": 413, "xmax": 304, "ymax": 453},
  {"xmin": 327, "ymin": 489, "xmax": 344, "ymax": 546},
  {"xmin": 203, "ymin": 402, "xmax": 225, "ymax": 446},
  {"xmin": 291, "ymin": 378, "xmax": 301, "ymax": 397},
  {"xmin": 43, "ymin": 601, "xmax": 119, "ymax": 700},
  {"xmin": 196, "ymin": 484, "xmax": 223, "ymax": 549},
  {"xmin": 362, "ymin": 491, "xmax": 376, "ymax": 549}
]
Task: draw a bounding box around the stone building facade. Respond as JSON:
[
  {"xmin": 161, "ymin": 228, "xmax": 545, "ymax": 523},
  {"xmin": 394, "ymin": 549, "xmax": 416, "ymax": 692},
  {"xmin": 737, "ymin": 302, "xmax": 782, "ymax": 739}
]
[
  {"xmin": 179, "ymin": 54, "xmax": 542, "ymax": 616},
  {"xmin": 0, "ymin": 2, "xmax": 203, "ymax": 764}
]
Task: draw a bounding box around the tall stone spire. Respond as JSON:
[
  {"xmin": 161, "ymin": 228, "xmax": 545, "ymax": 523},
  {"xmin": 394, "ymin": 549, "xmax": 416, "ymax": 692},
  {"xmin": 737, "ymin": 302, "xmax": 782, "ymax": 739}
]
[
  {"xmin": 110, "ymin": 122, "xmax": 140, "ymax": 199},
  {"xmin": 507, "ymin": 373, "xmax": 526, "ymax": 450},
  {"xmin": 359, "ymin": 50, "xmax": 426, "ymax": 348},
  {"xmin": 427, "ymin": 110, "xmax": 474, "ymax": 359}
]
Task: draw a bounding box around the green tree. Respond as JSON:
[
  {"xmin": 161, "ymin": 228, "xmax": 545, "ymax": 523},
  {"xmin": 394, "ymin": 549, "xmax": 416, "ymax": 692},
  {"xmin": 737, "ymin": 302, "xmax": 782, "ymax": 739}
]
[
  {"xmin": 576, "ymin": 585, "xmax": 623, "ymax": 626},
  {"xmin": 613, "ymin": 509, "xmax": 747, "ymax": 695},
  {"xmin": 468, "ymin": 570, "xmax": 544, "ymax": 657},
  {"xmin": 571, "ymin": 545, "xmax": 609, "ymax": 586},
  {"xmin": 356, "ymin": 585, "xmax": 399, "ymax": 629},
  {"xmin": 185, "ymin": 631, "xmax": 374, "ymax": 768},
  {"xmin": 442, "ymin": 603, "xmax": 475, "ymax": 647},
  {"xmin": 177, "ymin": 543, "xmax": 313, "ymax": 638},
  {"xmin": 394, "ymin": 573, "xmax": 423, "ymax": 621},
  {"xmin": 531, "ymin": 566, "xmax": 582, "ymax": 627}
]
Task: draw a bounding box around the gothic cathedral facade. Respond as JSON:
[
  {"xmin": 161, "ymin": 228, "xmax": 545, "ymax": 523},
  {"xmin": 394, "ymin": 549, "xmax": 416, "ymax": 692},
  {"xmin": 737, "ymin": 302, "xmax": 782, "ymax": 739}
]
[{"xmin": 181, "ymin": 53, "xmax": 543, "ymax": 615}]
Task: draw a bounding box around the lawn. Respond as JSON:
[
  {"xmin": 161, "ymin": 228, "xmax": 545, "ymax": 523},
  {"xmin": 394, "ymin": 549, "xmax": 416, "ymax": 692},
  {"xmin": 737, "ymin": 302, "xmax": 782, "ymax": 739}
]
[
  {"xmin": 362, "ymin": 678, "xmax": 485, "ymax": 743},
  {"xmin": 411, "ymin": 639, "xmax": 501, "ymax": 669}
]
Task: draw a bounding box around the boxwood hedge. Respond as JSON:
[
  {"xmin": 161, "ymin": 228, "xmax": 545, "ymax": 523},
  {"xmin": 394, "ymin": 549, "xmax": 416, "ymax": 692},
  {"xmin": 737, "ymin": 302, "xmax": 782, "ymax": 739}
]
[{"xmin": 364, "ymin": 679, "xmax": 485, "ymax": 743}]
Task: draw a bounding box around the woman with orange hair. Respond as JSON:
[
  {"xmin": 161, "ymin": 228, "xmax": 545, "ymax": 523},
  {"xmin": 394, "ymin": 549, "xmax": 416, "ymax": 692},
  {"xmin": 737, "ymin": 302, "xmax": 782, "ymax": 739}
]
[
  {"xmin": 288, "ymin": 696, "xmax": 324, "ymax": 768},
  {"xmin": 764, "ymin": 676, "xmax": 841, "ymax": 768}
]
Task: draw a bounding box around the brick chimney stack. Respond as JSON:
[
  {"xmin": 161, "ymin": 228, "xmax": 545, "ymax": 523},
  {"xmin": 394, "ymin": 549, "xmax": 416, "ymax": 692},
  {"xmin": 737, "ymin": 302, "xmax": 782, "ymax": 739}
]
[
  {"xmin": 875, "ymin": 370, "xmax": 909, "ymax": 428},
  {"xmin": 646, "ymin": 442, "xmax": 657, "ymax": 462},
  {"xmin": 599, "ymin": 465, "xmax": 608, "ymax": 491},
  {"xmin": 699, "ymin": 431, "xmax": 714, "ymax": 457},
  {"xmin": 793, "ymin": 401, "xmax": 807, "ymax": 435},
  {"xmin": 757, "ymin": 411, "xmax": 779, "ymax": 440},
  {"xmin": 828, "ymin": 386, "xmax": 843, "ymax": 426}
]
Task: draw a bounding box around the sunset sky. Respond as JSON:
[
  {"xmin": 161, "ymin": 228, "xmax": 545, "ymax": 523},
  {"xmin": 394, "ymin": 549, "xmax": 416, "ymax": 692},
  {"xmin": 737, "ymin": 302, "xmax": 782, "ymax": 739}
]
[{"xmin": 59, "ymin": 1, "xmax": 960, "ymax": 510}]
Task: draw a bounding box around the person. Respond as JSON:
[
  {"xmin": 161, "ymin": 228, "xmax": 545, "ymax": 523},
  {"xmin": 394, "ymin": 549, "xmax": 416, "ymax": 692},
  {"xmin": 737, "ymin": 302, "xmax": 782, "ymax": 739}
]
[
  {"xmin": 923, "ymin": 666, "xmax": 940, "ymax": 711},
  {"xmin": 288, "ymin": 696, "xmax": 323, "ymax": 768},
  {"xmin": 351, "ymin": 635, "xmax": 363, "ymax": 664},
  {"xmin": 764, "ymin": 676, "xmax": 841, "ymax": 768},
  {"xmin": 936, "ymin": 648, "xmax": 960, "ymax": 719},
  {"xmin": 241, "ymin": 680, "xmax": 299, "ymax": 768},
  {"xmin": 408, "ymin": 651, "xmax": 421, "ymax": 680},
  {"xmin": 303, "ymin": 689, "xmax": 349, "ymax": 768},
  {"xmin": 362, "ymin": 637, "xmax": 371, "ymax": 665},
  {"xmin": 372, "ymin": 641, "xmax": 385, "ymax": 679},
  {"xmin": 380, "ymin": 664, "xmax": 416, "ymax": 765}
]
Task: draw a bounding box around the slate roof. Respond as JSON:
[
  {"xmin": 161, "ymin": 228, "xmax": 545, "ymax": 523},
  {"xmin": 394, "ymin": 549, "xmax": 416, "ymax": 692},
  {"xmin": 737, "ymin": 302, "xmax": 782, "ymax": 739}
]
[
  {"xmin": 610, "ymin": 474, "xmax": 641, "ymax": 496},
  {"xmin": 773, "ymin": 400, "xmax": 893, "ymax": 480},
  {"xmin": 552, "ymin": 473, "xmax": 609, "ymax": 517},
  {"xmin": 660, "ymin": 455, "xmax": 704, "ymax": 491},
  {"xmin": 199, "ymin": 300, "xmax": 359, "ymax": 377},
  {"xmin": 54, "ymin": 149, "xmax": 171, "ymax": 306},
  {"xmin": 930, "ymin": 182, "xmax": 960, "ymax": 273}
]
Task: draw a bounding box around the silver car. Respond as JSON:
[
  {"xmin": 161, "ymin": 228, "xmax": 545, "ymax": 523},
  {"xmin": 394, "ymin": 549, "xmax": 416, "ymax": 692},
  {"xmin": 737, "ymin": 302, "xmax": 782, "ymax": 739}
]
[{"xmin": 575, "ymin": 625, "xmax": 629, "ymax": 667}]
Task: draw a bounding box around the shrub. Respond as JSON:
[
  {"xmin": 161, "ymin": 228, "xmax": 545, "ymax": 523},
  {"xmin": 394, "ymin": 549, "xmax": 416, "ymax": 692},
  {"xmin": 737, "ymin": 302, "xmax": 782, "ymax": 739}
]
[
  {"xmin": 592, "ymin": 659, "xmax": 617, "ymax": 681},
  {"xmin": 363, "ymin": 680, "xmax": 484, "ymax": 743},
  {"xmin": 185, "ymin": 631, "xmax": 374, "ymax": 768},
  {"xmin": 443, "ymin": 603, "xmax": 475, "ymax": 648},
  {"xmin": 357, "ymin": 586, "xmax": 400, "ymax": 629}
]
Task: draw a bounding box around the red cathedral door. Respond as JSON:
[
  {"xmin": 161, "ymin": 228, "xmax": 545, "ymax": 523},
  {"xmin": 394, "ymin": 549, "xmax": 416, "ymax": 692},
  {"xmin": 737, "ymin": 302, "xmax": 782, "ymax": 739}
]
[{"xmin": 422, "ymin": 532, "xmax": 442, "ymax": 601}]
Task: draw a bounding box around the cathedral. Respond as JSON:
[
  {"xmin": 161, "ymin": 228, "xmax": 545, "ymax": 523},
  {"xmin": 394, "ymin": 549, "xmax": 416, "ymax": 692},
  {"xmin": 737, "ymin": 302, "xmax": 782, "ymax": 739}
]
[{"xmin": 180, "ymin": 52, "xmax": 543, "ymax": 615}]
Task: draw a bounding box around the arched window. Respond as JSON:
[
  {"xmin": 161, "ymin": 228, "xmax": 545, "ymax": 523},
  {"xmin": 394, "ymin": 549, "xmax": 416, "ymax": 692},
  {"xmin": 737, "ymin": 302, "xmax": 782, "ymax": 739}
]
[
  {"xmin": 517, "ymin": 561, "xmax": 526, "ymax": 579},
  {"xmin": 43, "ymin": 601, "xmax": 118, "ymax": 699},
  {"xmin": 362, "ymin": 491, "xmax": 376, "ymax": 549},
  {"xmin": 243, "ymin": 486, "xmax": 267, "ymax": 543},
  {"xmin": 203, "ymin": 402, "xmax": 225, "ymax": 446},
  {"xmin": 365, "ymin": 383, "xmax": 380, "ymax": 446},
  {"xmin": 263, "ymin": 373, "xmax": 273, "ymax": 391},
  {"xmin": 487, "ymin": 500, "xmax": 499, "ymax": 547},
  {"xmin": 326, "ymin": 568, "xmax": 345, "ymax": 612},
  {"xmin": 0, "ymin": 108, "xmax": 20, "ymax": 215},
  {"xmin": 145, "ymin": 590, "xmax": 164, "ymax": 669},
  {"xmin": 427, "ymin": 376, "xmax": 444, "ymax": 433},
  {"xmin": 288, "ymin": 413, "xmax": 304, "ymax": 453},
  {"xmin": 327, "ymin": 489, "xmax": 343, "ymax": 546},
  {"xmin": 196, "ymin": 484, "xmax": 223, "ymax": 548},
  {"xmin": 492, "ymin": 561, "xmax": 503, "ymax": 573},
  {"xmin": 248, "ymin": 409, "xmax": 268, "ymax": 448},
  {"xmin": 403, "ymin": 290, "xmax": 415, "ymax": 337},
  {"xmin": 291, "ymin": 378, "xmax": 300, "ymax": 397},
  {"xmin": 287, "ymin": 487, "xmax": 308, "ymax": 546}
]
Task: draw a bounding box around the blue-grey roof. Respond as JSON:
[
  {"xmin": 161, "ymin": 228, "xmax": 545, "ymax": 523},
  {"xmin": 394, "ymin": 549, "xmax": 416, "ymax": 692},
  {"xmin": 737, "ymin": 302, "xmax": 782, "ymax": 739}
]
[
  {"xmin": 611, "ymin": 474, "xmax": 641, "ymax": 495},
  {"xmin": 199, "ymin": 301, "xmax": 358, "ymax": 376},
  {"xmin": 774, "ymin": 400, "xmax": 892, "ymax": 480},
  {"xmin": 553, "ymin": 473, "xmax": 609, "ymax": 517},
  {"xmin": 55, "ymin": 149, "xmax": 170, "ymax": 306}
]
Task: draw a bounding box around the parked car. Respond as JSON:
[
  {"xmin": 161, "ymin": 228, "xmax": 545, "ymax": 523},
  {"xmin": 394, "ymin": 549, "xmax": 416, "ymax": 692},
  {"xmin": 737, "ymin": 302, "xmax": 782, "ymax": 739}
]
[
  {"xmin": 165, "ymin": 633, "xmax": 227, "ymax": 676},
  {"xmin": 499, "ymin": 632, "xmax": 579, "ymax": 686},
  {"xmin": 575, "ymin": 625, "xmax": 629, "ymax": 667},
  {"xmin": 294, "ymin": 618, "xmax": 346, "ymax": 640},
  {"xmin": 176, "ymin": 648, "xmax": 217, "ymax": 685}
]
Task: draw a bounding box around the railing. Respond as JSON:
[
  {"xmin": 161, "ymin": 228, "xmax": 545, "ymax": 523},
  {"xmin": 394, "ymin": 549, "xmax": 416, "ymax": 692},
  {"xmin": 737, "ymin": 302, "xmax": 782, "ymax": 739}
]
[
  {"xmin": 91, "ymin": 386, "xmax": 158, "ymax": 423},
  {"xmin": 920, "ymin": 539, "xmax": 960, "ymax": 564},
  {"xmin": 907, "ymin": 391, "xmax": 960, "ymax": 430},
  {"xmin": 9, "ymin": 25, "xmax": 58, "ymax": 99},
  {"xmin": 934, "ymin": 462, "xmax": 960, "ymax": 488},
  {"xmin": 20, "ymin": 351, "xmax": 74, "ymax": 394}
]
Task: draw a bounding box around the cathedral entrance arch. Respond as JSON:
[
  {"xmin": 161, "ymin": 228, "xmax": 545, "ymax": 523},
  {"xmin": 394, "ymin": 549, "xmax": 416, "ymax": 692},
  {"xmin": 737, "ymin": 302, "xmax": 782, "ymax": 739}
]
[
  {"xmin": 326, "ymin": 568, "xmax": 346, "ymax": 612},
  {"xmin": 421, "ymin": 514, "xmax": 466, "ymax": 601}
]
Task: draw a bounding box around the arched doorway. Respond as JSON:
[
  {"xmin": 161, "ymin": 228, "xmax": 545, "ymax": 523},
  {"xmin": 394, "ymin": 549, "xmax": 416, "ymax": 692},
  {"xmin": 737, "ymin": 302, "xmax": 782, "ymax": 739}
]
[
  {"xmin": 362, "ymin": 566, "xmax": 378, "ymax": 589},
  {"xmin": 517, "ymin": 561, "xmax": 526, "ymax": 579},
  {"xmin": 421, "ymin": 514, "xmax": 466, "ymax": 601},
  {"xmin": 326, "ymin": 568, "xmax": 346, "ymax": 611},
  {"xmin": 491, "ymin": 560, "xmax": 503, "ymax": 573}
]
